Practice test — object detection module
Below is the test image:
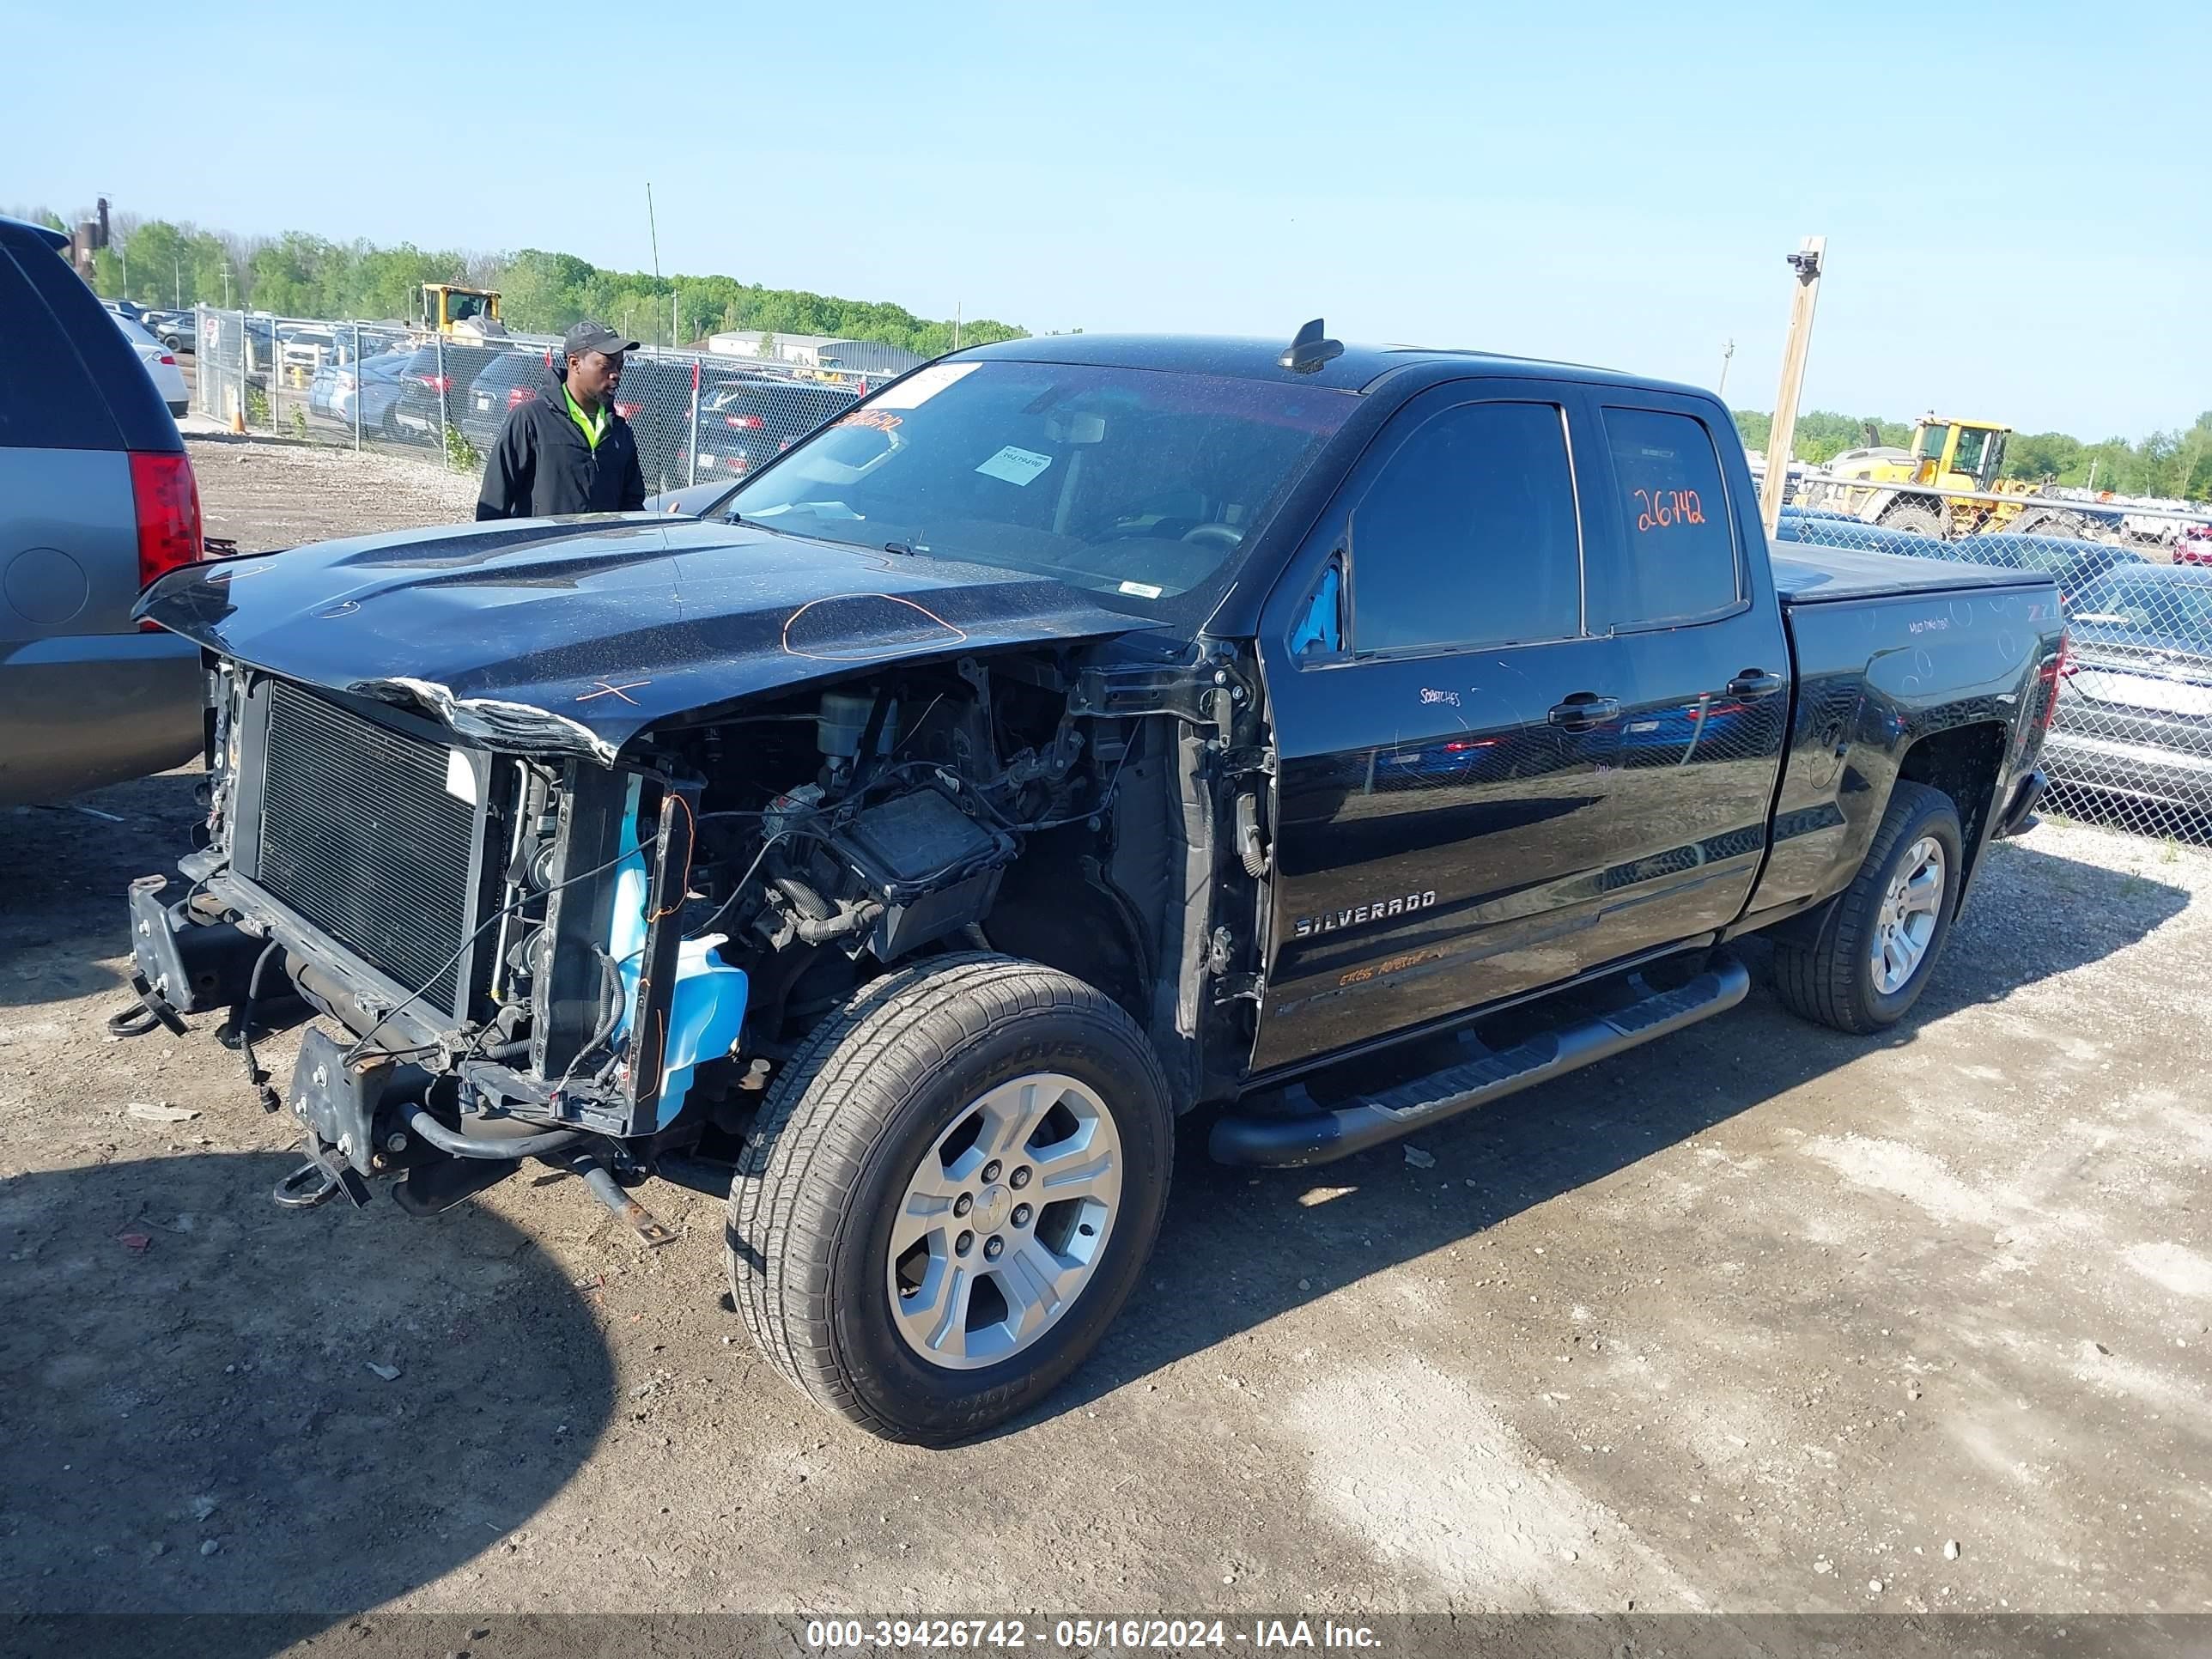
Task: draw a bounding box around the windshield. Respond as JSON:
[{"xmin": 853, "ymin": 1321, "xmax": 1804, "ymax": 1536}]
[
  {"xmin": 2069, "ymin": 574, "xmax": 2212, "ymax": 653},
  {"xmin": 725, "ymin": 360, "xmax": 1356, "ymax": 611}
]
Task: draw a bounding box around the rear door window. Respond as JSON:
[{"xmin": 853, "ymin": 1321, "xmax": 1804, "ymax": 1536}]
[
  {"xmin": 0, "ymin": 244, "xmax": 124, "ymax": 451},
  {"xmin": 1346, "ymin": 400, "xmax": 1583, "ymax": 656},
  {"xmin": 1595, "ymin": 405, "xmax": 1741, "ymax": 629}
]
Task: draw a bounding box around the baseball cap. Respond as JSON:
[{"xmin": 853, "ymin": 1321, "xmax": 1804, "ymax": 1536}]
[{"xmin": 563, "ymin": 320, "xmax": 639, "ymax": 360}]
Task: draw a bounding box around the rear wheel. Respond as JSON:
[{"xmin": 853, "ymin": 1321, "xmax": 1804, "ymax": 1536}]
[
  {"xmin": 2008, "ymin": 508, "xmax": 2088, "ymax": 542},
  {"xmin": 1771, "ymin": 781, "xmax": 1963, "ymax": 1034},
  {"xmin": 1880, "ymin": 499, "xmax": 1945, "ymax": 538},
  {"xmin": 727, "ymin": 954, "xmax": 1173, "ymax": 1444}
]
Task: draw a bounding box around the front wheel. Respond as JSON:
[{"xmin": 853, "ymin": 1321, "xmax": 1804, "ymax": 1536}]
[
  {"xmin": 1771, "ymin": 780, "xmax": 1963, "ymax": 1034},
  {"xmin": 727, "ymin": 954, "xmax": 1174, "ymax": 1444},
  {"xmin": 1879, "ymin": 499, "xmax": 1945, "ymax": 538}
]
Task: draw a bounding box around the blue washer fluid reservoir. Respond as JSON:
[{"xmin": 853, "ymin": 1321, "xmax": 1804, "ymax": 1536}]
[{"xmin": 609, "ymin": 781, "xmax": 749, "ymax": 1129}]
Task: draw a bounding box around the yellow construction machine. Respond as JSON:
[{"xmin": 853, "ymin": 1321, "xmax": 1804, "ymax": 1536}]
[
  {"xmin": 417, "ymin": 283, "xmax": 507, "ymax": 337},
  {"xmin": 1815, "ymin": 414, "xmax": 2094, "ymax": 540}
]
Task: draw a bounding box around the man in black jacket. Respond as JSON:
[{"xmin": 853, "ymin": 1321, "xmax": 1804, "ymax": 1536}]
[{"xmin": 475, "ymin": 320, "xmax": 647, "ymax": 520}]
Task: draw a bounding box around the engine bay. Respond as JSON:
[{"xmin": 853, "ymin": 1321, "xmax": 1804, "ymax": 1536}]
[{"xmin": 188, "ymin": 653, "xmax": 1140, "ymax": 1151}]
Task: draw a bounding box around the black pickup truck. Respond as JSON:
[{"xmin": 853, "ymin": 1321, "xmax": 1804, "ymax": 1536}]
[{"xmin": 126, "ymin": 325, "xmax": 2064, "ymax": 1443}]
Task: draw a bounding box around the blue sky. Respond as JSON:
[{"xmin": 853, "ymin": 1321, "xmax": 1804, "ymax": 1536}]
[{"xmin": 17, "ymin": 0, "xmax": 2205, "ymax": 435}]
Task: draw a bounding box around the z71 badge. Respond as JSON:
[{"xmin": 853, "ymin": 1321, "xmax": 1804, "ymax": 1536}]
[{"xmin": 1294, "ymin": 890, "xmax": 1437, "ymax": 938}]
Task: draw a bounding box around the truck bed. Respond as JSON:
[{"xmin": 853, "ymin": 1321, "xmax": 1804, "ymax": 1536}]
[
  {"xmin": 1769, "ymin": 542, "xmax": 2044, "ymax": 605},
  {"xmin": 1771, "ymin": 543, "xmax": 2044, "ymax": 604}
]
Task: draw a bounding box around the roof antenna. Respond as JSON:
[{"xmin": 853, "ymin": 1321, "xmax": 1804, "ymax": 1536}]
[{"xmin": 1279, "ymin": 318, "xmax": 1343, "ymax": 374}]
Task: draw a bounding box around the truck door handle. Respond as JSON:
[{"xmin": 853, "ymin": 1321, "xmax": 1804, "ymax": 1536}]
[
  {"xmin": 1726, "ymin": 669, "xmax": 1785, "ymax": 699},
  {"xmin": 1547, "ymin": 692, "xmax": 1621, "ymax": 730}
]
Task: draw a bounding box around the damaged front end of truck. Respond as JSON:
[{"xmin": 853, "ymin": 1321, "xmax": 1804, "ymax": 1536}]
[{"xmin": 118, "ymin": 514, "xmax": 1257, "ymax": 1236}]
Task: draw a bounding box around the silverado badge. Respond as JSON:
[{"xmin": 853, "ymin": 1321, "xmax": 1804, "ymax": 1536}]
[{"xmin": 1293, "ymin": 890, "xmax": 1437, "ymax": 938}]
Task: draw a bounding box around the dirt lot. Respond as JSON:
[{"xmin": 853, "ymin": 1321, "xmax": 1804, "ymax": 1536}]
[
  {"xmin": 3, "ymin": 438, "xmax": 2209, "ymax": 1635},
  {"xmin": 185, "ymin": 430, "xmax": 483, "ymax": 551}
]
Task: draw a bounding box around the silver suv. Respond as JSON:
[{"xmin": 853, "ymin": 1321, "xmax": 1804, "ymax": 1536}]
[{"xmin": 1, "ymin": 214, "xmax": 206, "ymax": 805}]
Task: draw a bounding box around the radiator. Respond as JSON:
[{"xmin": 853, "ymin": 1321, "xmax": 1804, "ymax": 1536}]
[{"xmin": 253, "ymin": 679, "xmax": 487, "ymax": 1012}]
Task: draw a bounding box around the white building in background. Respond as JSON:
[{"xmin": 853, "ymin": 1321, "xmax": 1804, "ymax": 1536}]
[
  {"xmin": 707, "ymin": 330, "xmax": 838, "ymax": 363},
  {"xmin": 706, "ymin": 331, "xmax": 925, "ymax": 380}
]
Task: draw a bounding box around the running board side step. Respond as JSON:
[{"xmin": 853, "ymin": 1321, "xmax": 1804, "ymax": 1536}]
[{"xmin": 1209, "ymin": 953, "xmax": 1751, "ymax": 1169}]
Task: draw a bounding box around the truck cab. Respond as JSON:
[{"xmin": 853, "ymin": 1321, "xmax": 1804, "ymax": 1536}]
[{"xmin": 1905, "ymin": 414, "xmax": 2011, "ymax": 492}]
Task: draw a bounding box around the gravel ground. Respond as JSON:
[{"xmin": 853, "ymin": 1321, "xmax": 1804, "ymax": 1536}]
[
  {"xmin": 186, "ymin": 432, "xmax": 483, "ymax": 552},
  {"xmin": 3, "ymin": 444, "xmax": 2209, "ymax": 1637}
]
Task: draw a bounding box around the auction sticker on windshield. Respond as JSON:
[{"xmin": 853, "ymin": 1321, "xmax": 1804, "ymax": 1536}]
[
  {"xmin": 975, "ymin": 445, "xmax": 1054, "ymax": 486},
  {"xmin": 872, "ymin": 361, "xmax": 982, "ymax": 409}
]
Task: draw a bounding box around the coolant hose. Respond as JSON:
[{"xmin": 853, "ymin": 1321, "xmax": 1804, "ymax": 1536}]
[{"xmin": 404, "ymin": 1105, "xmax": 586, "ymax": 1161}]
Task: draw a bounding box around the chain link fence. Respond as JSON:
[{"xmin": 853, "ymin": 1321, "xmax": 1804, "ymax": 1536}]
[
  {"xmin": 191, "ymin": 306, "xmax": 883, "ymax": 495},
  {"xmin": 1766, "ymin": 466, "xmax": 2212, "ymax": 842}
]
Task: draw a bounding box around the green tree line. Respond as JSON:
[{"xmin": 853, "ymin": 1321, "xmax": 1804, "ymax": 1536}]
[
  {"xmin": 1733, "ymin": 407, "xmax": 2212, "ymax": 501},
  {"xmin": 9, "ymin": 206, "xmax": 1026, "ymax": 360},
  {"xmin": 16, "ymin": 202, "xmax": 2200, "ymax": 493}
]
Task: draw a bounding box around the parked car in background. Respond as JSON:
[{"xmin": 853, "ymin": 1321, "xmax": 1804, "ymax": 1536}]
[
  {"xmin": 693, "ymin": 376, "xmax": 858, "ymax": 482},
  {"xmin": 1, "ymin": 214, "xmax": 205, "ymax": 805},
  {"xmin": 112, "ymin": 314, "xmax": 189, "ymax": 417},
  {"xmin": 1962, "ymin": 532, "xmax": 2146, "ymax": 607},
  {"xmin": 278, "ymin": 325, "xmax": 334, "ymax": 375},
  {"xmin": 101, "ymin": 297, "xmax": 146, "ymax": 325},
  {"xmin": 457, "ymin": 345, "xmax": 556, "ymax": 449},
  {"xmin": 349, "ymin": 347, "xmax": 425, "ymax": 439},
  {"xmin": 140, "ymin": 308, "xmax": 195, "ymax": 353},
  {"xmin": 1773, "ymin": 514, "xmax": 1931, "ymax": 559},
  {"xmin": 392, "ymin": 342, "xmax": 508, "ymax": 445},
  {"xmin": 2173, "ymin": 523, "xmax": 2212, "ymax": 568},
  {"xmin": 2044, "ymin": 564, "xmax": 2212, "ymax": 818}
]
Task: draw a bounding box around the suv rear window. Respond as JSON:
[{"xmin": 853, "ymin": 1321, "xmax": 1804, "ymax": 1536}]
[{"xmin": 0, "ymin": 242, "xmax": 125, "ymax": 451}]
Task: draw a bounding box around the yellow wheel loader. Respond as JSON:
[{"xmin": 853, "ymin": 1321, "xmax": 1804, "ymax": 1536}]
[{"xmin": 1815, "ymin": 415, "xmax": 2100, "ymax": 541}]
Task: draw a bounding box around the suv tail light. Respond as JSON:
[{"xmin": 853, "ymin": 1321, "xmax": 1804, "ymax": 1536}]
[
  {"xmin": 130, "ymin": 451, "xmax": 204, "ymax": 629},
  {"xmin": 507, "ymin": 386, "xmax": 538, "ymax": 408},
  {"xmin": 615, "ymin": 399, "xmax": 641, "ymax": 419},
  {"xmin": 723, "ymin": 412, "xmax": 764, "ymax": 429},
  {"xmin": 158, "ymin": 353, "xmax": 177, "ymax": 367},
  {"xmin": 419, "ymin": 374, "xmax": 450, "ymax": 392}
]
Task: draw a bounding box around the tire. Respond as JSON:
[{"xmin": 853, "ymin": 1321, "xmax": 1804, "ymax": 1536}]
[
  {"xmin": 1771, "ymin": 781, "xmax": 1963, "ymax": 1035},
  {"xmin": 1879, "ymin": 499, "xmax": 1945, "ymax": 538},
  {"xmin": 2009, "ymin": 509, "xmax": 2087, "ymax": 543},
  {"xmin": 727, "ymin": 953, "xmax": 1174, "ymax": 1444}
]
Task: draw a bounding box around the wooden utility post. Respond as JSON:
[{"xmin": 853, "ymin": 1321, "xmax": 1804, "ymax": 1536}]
[{"xmin": 1759, "ymin": 234, "xmax": 1826, "ymax": 539}]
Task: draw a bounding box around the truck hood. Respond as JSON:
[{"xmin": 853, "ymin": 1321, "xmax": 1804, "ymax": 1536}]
[{"xmin": 138, "ymin": 515, "xmax": 1148, "ymax": 763}]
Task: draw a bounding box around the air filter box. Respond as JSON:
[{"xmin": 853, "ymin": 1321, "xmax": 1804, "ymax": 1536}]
[{"xmin": 831, "ymin": 787, "xmax": 1015, "ymax": 959}]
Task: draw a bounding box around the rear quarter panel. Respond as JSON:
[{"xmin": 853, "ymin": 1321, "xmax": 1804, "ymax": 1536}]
[
  {"xmin": 1746, "ymin": 581, "xmax": 2063, "ymax": 926},
  {"xmin": 0, "ymin": 448, "xmax": 142, "ymax": 640},
  {"xmin": 0, "ymin": 447, "xmax": 204, "ymax": 803}
]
